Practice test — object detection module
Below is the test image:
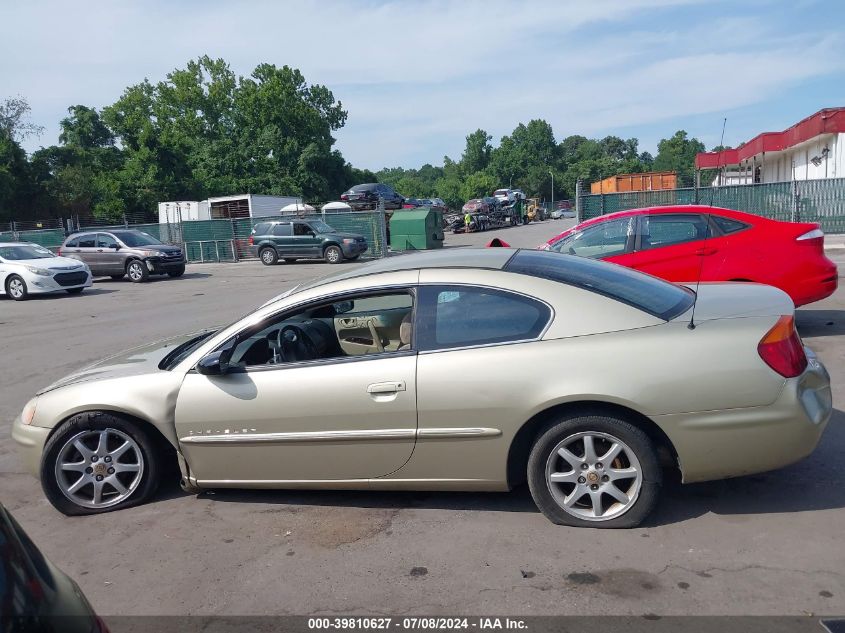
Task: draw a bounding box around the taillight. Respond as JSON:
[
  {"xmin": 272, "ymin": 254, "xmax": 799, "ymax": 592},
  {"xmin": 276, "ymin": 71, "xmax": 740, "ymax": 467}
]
[
  {"xmin": 797, "ymin": 228, "xmax": 824, "ymax": 241},
  {"xmin": 248, "ymin": 235, "xmax": 254, "ymax": 245},
  {"xmin": 340, "ymin": 194, "xmax": 348, "ymax": 200},
  {"xmin": 757, "ymin": 315, "xmax": 807, "ymax": 377}
]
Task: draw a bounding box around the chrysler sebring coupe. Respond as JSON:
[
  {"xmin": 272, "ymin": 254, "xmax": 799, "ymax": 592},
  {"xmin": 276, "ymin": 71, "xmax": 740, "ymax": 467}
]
[
  {"xmin": 540, "ymin": 205, "xmax": 838, "ymax": 307},
  {"xmin": 12, "ymin": 249, "xmax": 832, "ymax": 527}
]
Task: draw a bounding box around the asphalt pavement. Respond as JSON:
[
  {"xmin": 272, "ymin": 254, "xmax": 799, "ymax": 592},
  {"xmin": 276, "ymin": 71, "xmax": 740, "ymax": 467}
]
[{"xmin": 1, "ymin": 218, "xmax": 844, "ymax": 617}]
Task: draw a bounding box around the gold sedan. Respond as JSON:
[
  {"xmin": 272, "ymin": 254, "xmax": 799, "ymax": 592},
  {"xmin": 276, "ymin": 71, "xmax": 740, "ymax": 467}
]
[{"xmin": 12, "ymin": 249, "xmax": 832, "ymax": 527}]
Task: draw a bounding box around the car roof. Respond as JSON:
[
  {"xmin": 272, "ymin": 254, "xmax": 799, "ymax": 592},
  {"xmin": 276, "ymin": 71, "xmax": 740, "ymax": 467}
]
[
  {"xmin": 576, "ymin": 205, "xmax": 765, "ymax": 228},
  {"xmin": 291, "ymin": 248, "xmax": 517, "ymax": 295}
]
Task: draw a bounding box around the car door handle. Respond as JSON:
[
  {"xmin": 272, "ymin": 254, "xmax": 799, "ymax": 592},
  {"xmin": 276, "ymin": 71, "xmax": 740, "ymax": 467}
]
[
  {"xmin": 367, "ymin": 381, "xmax": 406, "ymax": 394},
  {"xmin": 695, "ymin": 247, "xmax": 717, "ymax": 256},
  {"xmin": 96, "ymin": 249, "xmax": 104, "ymax": 252}
]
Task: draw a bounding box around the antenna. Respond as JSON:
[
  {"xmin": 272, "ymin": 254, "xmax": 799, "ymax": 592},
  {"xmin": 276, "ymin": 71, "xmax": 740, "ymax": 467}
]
[{"xmin": 688, "ymin": 117, "xmax": 727, "ymax": 330}]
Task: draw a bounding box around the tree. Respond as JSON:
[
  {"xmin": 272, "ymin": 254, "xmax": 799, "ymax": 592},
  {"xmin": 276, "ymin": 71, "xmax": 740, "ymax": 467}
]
[
  {"xmin": 653, "ymin": 130, "xmax": 705, "ymax": 187},
  {"xmin": 0, "ymin": 96, "xmax": 44, "ymax": 142},
  {"xmin": 0, "ymin": 131, "xmax": 31, "ymax": 220},
  {"xmin": 459, "ymin": 171, "xmax": 498, "ymax": 202},
  {"xmin": 460, "ymin": 129, "xmax": 492, "ymax": 174}
]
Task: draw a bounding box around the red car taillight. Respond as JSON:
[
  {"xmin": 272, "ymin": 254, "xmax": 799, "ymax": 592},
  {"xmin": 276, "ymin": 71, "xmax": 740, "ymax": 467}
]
[
  {"xmin": 341, "ymin": 194, "xmax": 348, "ymax": 201},
  {"xmin": 757, "ymin": 315, "xmax": 807, "ymax": 378},
  {"xmin": 248, "ymin": 235, "xmax": 254, "ymax": 245}
]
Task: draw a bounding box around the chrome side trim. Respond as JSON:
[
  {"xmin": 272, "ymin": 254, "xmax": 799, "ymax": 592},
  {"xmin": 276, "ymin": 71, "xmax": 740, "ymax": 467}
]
[
  {"xmin": 417, "ymin": 427, "xmax": 502, "ymax": 439},
  {"xmin": 179, "ymin": 426, "xmax": 501, "ymax": 445},
  {"xmin": 180, "ymin": 428, "xmax": 415, "ymax": 444}
]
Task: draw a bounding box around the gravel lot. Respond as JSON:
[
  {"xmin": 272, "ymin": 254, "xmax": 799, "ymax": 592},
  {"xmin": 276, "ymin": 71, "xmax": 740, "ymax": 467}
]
[{"xmin": 1, "ymin": 218, "xmax": 844, "ymax": 617}]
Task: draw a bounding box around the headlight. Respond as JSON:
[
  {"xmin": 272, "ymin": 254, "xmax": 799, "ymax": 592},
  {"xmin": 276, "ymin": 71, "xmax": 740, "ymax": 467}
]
[
  {"xmin": 21, "ymin": 398, "xmax": 38, "ymax": 425},
  {"xmin": 24, "ymin": 266, "xmax": 51, "ymax": 276},
  {"xmin": 141, "ymin": 250, "xmax": 164, "ymax": 257}
]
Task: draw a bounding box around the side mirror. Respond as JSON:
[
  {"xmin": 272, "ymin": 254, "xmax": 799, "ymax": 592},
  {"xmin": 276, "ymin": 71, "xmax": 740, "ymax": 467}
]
[
  {"xmin": 111, "ymin": 243, "xmax": 121, "ymax": 250},
  {"xmin": 197, "ymin": 351, "xmax": 230, "ymax": 376}
]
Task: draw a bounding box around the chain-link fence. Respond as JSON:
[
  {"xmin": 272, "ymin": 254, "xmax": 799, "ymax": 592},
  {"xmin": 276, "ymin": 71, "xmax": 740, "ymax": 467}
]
[
  {"xmin": 2, "ymin": 209, "xmax": 388, "ymax": 264},
  {"xmin": 577, "ymin": 177, "xmax": 845, "ymax": 233}
]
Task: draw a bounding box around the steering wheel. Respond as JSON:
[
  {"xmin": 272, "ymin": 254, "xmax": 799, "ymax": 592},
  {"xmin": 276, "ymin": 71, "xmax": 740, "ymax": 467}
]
[{"xmin": 276, "ymin": 324, "xmax": 319, "ymax": 362}]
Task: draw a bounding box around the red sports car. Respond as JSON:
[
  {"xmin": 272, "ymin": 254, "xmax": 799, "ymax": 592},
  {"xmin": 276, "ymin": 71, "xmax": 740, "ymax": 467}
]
[{"xmin": 539, "ymin": 205, "xmax": 838, "ymax": 307}]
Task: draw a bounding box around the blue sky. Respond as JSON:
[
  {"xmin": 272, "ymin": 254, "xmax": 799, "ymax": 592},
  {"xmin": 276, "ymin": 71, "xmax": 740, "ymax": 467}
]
[{"xmin": 2, "ymin": 0, "xmax": 844, "ymax": 169}]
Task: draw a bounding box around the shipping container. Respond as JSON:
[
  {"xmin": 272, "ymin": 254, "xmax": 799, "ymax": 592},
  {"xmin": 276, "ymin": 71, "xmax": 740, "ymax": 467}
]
[{"xmin": 590, "ymin": 171, "xmax": 677, "ymax": 194}]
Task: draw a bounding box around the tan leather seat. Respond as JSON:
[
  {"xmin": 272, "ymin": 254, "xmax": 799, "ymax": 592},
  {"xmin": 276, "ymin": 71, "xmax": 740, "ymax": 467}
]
[{"xmin": 398, "ymin": 312, "xmax": 413, "ymax": 350}]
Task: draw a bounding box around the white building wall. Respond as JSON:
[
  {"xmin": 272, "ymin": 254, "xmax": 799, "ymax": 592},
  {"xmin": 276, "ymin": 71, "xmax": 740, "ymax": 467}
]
[{"xmin": 158, "ymin": 201, "xmax": 206, "ymax": 223}]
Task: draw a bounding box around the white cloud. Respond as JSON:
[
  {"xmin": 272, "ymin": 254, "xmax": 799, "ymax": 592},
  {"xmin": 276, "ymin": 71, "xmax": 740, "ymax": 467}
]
[{"xmin": 1, "ymin": 0, "xmax": 841, "ymax": 169}]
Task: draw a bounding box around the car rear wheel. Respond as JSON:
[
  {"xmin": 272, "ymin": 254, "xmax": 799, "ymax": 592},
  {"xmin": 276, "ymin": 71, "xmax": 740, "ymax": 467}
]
[
  {"xmin": 324, "ymin": 245, "xmax": 343, "ymax": 264},
  {"xmin": 260, "ymin": 248, "xmax": 278, "ymax": 266},
  {"xmin": 41, "ymin": 412, "xmax": 161, "ymax": 516},
  {"xmin": 127, "ymin": 260, "xmax": 149, "ymax": 283},
  {"xmin": 527, "ymin": 413, "xmax": 661, "ymax": 528},
  {"xmin": 6, "ymin": 275, "xmax": 28, "ymax": 301}
]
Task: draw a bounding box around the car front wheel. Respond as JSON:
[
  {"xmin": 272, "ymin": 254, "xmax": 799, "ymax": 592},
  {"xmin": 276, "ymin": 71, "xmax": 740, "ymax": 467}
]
[
  {"xmin": 324, "ymin": 245, "xmax": 343, "ymax": 264},
  {"xmin": 127, "ymin": 260, "xmax": 149, "ymax": 283},
  {"xmin": 6, "ymin": 274, "xmax": 28, "ymax": 300},
  {"xmin": 40, "ymin": 412, "xmax": 162, "ymax": 516},
  {"xmin": 527, "ymin": 413, "xmax": 661, "ymax": 528}
]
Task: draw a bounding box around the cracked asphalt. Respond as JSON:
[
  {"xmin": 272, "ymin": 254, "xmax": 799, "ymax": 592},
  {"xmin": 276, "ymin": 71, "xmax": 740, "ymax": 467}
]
[{"xmin": 1, "ymin": 219, "xmax": 844, "ymax": 616}]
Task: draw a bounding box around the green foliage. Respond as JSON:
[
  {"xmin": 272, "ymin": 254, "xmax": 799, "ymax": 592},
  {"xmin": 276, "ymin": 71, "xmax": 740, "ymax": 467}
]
[{"xmin": 2, "ymin": 68, "xmax": 710, "ymax": 220}]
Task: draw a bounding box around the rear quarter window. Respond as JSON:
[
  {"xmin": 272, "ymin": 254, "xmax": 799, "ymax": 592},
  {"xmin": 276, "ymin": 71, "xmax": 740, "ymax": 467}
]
[
  {"xmin": 253, "ymin": 223, "xmax": 271, "ymax": 235},
  {"xmin": 505, "ymin": 250, "xmax": 694, "ymax": 321},
  {"xmin": 712, "ymin": 215, "xmax": 750, "ymax": 234}
]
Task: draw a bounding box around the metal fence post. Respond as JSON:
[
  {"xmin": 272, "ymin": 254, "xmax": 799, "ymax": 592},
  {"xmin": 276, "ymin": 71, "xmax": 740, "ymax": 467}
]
[
  {"xmin": 11, "ymin": 220, "xmax": 17, "ymax": 241},
  {"xmin": 792, "ymin": 179, "xmax": 799, "ymax": 223},
  {"xmin": 575, "ymin": 181, "xmax": 583, "ymax": 224},
  {"xmin": 378, "ymin": 197, "xmax": 388, "ymax": 258}
]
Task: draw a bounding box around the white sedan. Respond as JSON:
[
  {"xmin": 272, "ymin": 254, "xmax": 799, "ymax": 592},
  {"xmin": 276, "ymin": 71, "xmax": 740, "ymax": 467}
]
[
  {"xmin": 0, "ymin": 242, "xmax": 92, "ymax": 300},
  {"xmin": 551, "ymin": 209, "xmax": 576, "ymax": 219}
]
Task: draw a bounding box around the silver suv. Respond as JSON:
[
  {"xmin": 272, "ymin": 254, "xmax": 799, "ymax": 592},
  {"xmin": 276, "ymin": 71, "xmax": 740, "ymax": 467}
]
[{"xmin": 59, "ymin": 230, "xmax": 185, "ymax": 282}]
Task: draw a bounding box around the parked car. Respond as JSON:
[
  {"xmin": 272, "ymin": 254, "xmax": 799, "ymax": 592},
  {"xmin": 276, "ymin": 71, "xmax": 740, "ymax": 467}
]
[
  {"xmin": 462, "ymin": 198, "xmax": 490, "ymax": 214},
  {"xmin": 13, "ymin": 249, "xmax": 831, "ymax": 528},
  {"xmin": 340, "ymin": 183, "xmax": 404, "ymax": 210},
  {"xmin": 249, "ymin": 219, "xmax": 367, "ymax": 265},
  {"xmin": 551, "ymin": 208, "xmax": 576, "ymax": 219},
  {"xmin": 0, "ymin": 502, "xmax": 109, "ymax": 631},
  {"xmin": 59, "ymin": 230, "xmax": 185, "ymax": 283},
  {"xmin": 402, "ymin": 198, "xmax": 425, "ymax": 209},
  {"xmin": 512, "ymin": 189, "xmax": 527, "ymax": 202},
  {"xmin": 0, "ymin": 242, "xmax": 92, "ymax": 301},
  {"xmin": 540, "ymin": 205, "xmax": 838, "ymax": 307},
  {"xmin": 493, "ymin": 188, "xmax": 516, "ymax": 206}
]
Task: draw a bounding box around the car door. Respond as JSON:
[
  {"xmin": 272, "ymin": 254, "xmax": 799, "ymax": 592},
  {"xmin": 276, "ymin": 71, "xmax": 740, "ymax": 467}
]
[
  {"xmin": 292, "ymin": 222, "xmax": 322, "ymax": 257},
  {"xmin": 96, "ymin": 233, "xmax": 124, "ymax": 275},
  {"xmin": 269, "ymin": 222, "xmax": 293, "ymax": 256},
  {"xmin": 173, "ymin": 288, "xmax": 419, "ymax": 484},
  {"xmin": 70, "ymin": 233, "xmax": 99, "ymax": 273},
  {"xmin": 627, "ymin": 213, "xmax": 725, "ymax": 282}
]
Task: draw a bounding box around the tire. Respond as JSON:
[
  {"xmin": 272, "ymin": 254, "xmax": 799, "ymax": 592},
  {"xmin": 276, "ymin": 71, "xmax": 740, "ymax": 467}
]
[
  {"xmin": 167, "ymin": 266, "xmax": 185, "ymax": 278},
  {"xmin": 66, "ymin": 287, "xmax": 84, "ymax": 294},
  {"xmin": 126, "ymin": 259, "xmax": 149, "ymax": 283},
  {"xmin": 40, "ymin": 411, "xmax": 162, "ymax": 516},
  {"xmin": 527, "ymin": 412, "xmax": 661, "ymax": 528},
  {"xmin": 324, "ymin": 245, "xmax": 343, "ymax": 264},
  {"xmin": 6, "ymin": 275, "xmax": 28, "ymax": 300},
  {"xmin": 259, "ymin": 248, "xmax": 278, "ymax": 266},
  {"xmin": 284, "ymin": 258, "xmax": 297, "ymax": 264},
  {"xmin": 110, "ymin": 274, "xmax": 124, "ymax": 280}
]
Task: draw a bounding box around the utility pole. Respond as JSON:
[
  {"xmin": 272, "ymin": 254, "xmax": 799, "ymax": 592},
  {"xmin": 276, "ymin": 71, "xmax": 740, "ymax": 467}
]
[{"xmin": 549, "ymin": 169, "xmax": 554, "ymax": 215}]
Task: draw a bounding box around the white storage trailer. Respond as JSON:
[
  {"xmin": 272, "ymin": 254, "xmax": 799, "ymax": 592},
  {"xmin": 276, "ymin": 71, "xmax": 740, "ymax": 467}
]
[
  {"xmin": 159, "ymin": 195, "xmax": 302, "ymax": 222},
  {"xmin": 158, "ymin": 201, "xmax": 210, "ymax": 223}
]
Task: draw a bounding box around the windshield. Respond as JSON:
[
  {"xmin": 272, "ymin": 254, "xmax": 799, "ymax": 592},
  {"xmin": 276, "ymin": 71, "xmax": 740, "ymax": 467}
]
[
  {"xmin": 159, "ymin": 330, "xmax": 217, "ymax": 370},
  {"xmin": 310, "ymin": 220, "xmax": 335, "ymax": 233},
  {"xmin": 0, "ymin": 244, "xmax": 56, "ymax": 260},
  {"xmin": 112, "ymin": 231, "xmax": 163, "ymax": 247}
]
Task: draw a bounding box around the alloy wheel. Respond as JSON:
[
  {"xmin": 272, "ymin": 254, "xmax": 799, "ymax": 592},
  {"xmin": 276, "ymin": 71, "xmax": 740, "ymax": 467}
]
[
  {"xmin": 8, "ymin": 277, "xmax": 25, "ymax": 299},
  {"xmin": 128, "ymin": 262, "xmax": 143, "ymax": 281},
  {"xmin": 54, "ymin": 428, "xmax": 144, "ymax": 509},
  {"xmin": 261, "ymin": 249, "xmax": 275, "ymax": 264},
  {"xmin": 544, "ymin": 431, "xmax": 642, "ymax": 522}
]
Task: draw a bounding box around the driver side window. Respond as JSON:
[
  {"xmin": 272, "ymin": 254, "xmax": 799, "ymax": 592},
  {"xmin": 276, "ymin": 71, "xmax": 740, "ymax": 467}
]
[
  {"xmin": 551, "ymin": 217, "xmax": 633, "ymax": 259},
  {"xmin": 227, "ymin": 291, "xmax": 415, "ymax": 369},
  {"xmin": 293, "ymin": 223, "xmax": 313, "ymax": 236}
]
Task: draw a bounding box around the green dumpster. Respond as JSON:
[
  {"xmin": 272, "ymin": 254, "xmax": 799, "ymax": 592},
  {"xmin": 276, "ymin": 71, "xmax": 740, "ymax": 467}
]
[{"xmin": 389, "ymin": 207, "xmax": 444, "ymax": 251}]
